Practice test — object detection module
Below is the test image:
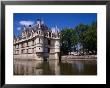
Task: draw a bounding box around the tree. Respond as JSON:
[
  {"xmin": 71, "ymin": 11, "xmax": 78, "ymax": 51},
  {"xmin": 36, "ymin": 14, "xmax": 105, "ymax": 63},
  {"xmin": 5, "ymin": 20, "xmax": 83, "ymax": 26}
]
[
  {"xmin": 60, "ymin": 21, "xmax": 97, "ymax": 56},
  {"xmin": 60, "ymin": 28, "xmax": 78, "ymax": 55},
  {"xmin": 75, "ymin": 22, "xmax": 97, "ymax": 55},
  {"xmin": 83, "ymin": 21, "xmax": 97, "ymax": 54},
  {"xmin": 75, "ymin": 24, "xmax": 89, "ymax": 54}
]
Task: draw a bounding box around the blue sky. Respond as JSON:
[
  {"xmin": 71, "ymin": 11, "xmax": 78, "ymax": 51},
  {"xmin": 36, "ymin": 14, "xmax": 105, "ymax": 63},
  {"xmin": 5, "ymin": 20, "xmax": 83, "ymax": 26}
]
[{"xmin": 14, "ymin": 13, "xmax": 97, "ymax": 36}]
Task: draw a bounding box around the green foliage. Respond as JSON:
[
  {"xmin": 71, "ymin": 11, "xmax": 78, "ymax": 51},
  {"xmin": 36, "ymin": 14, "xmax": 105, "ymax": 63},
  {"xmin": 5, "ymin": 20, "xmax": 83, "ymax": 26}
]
[
  {"xmin": 60, "ymin": 21, "xmax": 97, "ymax": 55},
  {"xmin": 60, "ymin": 28, "xmax": 78, "ymax": 55},
  {"xmin": 83, "ymin": 21, "xmax": 97, "ymax": 54}
]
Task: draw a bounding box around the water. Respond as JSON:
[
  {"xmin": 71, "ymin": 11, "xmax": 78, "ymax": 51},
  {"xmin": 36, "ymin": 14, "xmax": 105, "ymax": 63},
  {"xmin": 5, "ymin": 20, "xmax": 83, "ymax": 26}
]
[{"xmin": 14, "ymin": 59, "xmax": 97, "ymax": 75}]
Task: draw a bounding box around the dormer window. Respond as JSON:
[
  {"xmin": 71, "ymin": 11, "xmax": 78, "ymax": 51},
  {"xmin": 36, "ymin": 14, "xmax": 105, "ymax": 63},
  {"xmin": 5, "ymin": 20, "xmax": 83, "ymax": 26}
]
[{"xmin": 52, "ymin": 33, "xmax": 54, "ymax": 37}]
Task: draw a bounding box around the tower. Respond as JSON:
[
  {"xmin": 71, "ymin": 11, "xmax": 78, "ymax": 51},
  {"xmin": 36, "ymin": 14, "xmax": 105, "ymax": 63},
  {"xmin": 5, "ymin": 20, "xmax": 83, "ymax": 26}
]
[
  {"xmin": 34, "ymin": 19, "xmax": 44, "ymax": 60},
  {"xmin": 49, "ymin": 26, "xmax": 60, "ymax": 60}
]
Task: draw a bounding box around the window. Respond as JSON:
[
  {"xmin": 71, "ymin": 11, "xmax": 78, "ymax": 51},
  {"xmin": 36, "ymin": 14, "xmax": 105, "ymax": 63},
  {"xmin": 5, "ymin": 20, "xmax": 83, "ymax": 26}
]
[
  {"xmin": 34, "ymin": 40, "xmax": 36, "ymax": 45},
  {"xmin": 21, "ymin": 49, "xmax": 23, "ymax": 54},
  {"xmin": 25, "ymin": 42, "xmax": 27, "ymax": 47},
  {"xmin": 38, "ymin": 24, "xmax": 40, "ymax": 28},
  {"xmin": 46, "ymin": 33, "xmax": 48, "ymax": 37},
  {"xmin": 21, "ymin": 43, "xmax": 23, "ymax": 48},
  {"xmin": 48, "ymin": 40, "xmax": 50, "ymax": 45},
  {"xmin": 19, "ymin": 44, "xmax": 21, "ymax": 48},
  {"xmin": 14, "ymin": 46, "xmax": 15, "ymax": 49},
  {"xmin": 49, "ymin": 32, "xmax": 51, "ymax": 37},
  {"xmin": 52, "ymin": 33, "xmax": 54, "ymax": 37},
  {"xmin": 23, "ymin": 43, "xmax": 25, "ymax": 48},
  {"xmin": 32, "ymin": 40, "xmax": 34, "ymax": 46},
  {"xmin": 21, "ymin": 43, "xmax": 25, "ymax": 48},
  {"xmin": 27, "ymin": 49, "xmax": 28, "ymax": 54},
  {"xmin": 34, "ymin": 48, "xmax": 36, "ymax": 53},
  {"xmin": 16, "ymin": 45, "xmax": 18, "ymax": 48},
  {"xmin": 39, "ymin": 38, "xmax": 40, "ymax": 43},
  {"xmin": 17, "ymin": 50, "xmax": 19, "ymax": 54},
  {"xmin": 48, "ymin": 48, "xmax": 50, "ymax": 53},
  {"xmin": 32, "ymin": 48, "xmax": 34, "ymax": 53},
  {"xmin": 27, "ymin": 42, "xmax": 29, "ymax": 47}
]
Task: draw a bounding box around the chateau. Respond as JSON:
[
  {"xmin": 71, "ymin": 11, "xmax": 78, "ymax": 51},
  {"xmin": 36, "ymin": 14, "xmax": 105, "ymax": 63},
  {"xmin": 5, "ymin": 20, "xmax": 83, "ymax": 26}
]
[{"xmin": 13, "ymin": 19, "xmax": 60, "ymax": 61}]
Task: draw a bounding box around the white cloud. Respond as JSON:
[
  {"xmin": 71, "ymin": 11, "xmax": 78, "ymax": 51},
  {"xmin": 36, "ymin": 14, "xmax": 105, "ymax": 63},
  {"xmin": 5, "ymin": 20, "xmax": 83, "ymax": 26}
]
[
  {"xmin": 19, "ymin": 20, "xmax": 34, "ymax": 26},
  {"xmin": 17, "ymin": 27, "xmax": 21, "ymax": 31}
]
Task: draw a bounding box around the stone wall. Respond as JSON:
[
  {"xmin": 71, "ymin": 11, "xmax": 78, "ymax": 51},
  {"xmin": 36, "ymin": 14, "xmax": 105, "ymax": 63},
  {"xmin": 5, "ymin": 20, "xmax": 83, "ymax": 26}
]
[
  {"xmin": 61, "ymin": 55, "xmax": 97, "ymax": 61},
  {"xmin": 14, "ymin": 54, "xmax": 43, "ymax": 61}
]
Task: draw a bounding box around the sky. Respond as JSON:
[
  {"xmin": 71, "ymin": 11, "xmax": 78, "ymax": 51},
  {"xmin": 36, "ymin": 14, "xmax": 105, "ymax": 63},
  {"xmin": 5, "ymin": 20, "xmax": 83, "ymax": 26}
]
[{"xmin": 14, "ymin": 13, "xmax": 97, "ymax": 36}]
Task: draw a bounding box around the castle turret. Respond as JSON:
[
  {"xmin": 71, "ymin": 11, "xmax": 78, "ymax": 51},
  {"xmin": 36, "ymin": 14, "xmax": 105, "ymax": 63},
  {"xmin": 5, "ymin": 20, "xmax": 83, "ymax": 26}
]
[
  {"xmin": 35, "ymin": 36, "xmax": 44, "ymax": 53},
  {"xmin": 49, "ymin": 26, "xmax": 60, "ymax": 60},
  {"xmin": 35, "ymin": 19, "xmax": 44, "ymax": 60}
]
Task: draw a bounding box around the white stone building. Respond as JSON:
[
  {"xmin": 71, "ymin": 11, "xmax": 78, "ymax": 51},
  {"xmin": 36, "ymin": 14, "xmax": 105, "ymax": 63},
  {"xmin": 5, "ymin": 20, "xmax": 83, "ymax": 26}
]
[{"xmin": 13, "ymin": 19, "xmax": 60, "ymax": 61}]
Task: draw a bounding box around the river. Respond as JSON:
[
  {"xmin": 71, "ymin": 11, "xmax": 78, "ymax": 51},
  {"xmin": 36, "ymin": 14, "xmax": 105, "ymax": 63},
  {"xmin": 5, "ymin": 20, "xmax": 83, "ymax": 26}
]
[{"xmin": 14, "ymin": 59, "xmax": 97, "ymax": 75}]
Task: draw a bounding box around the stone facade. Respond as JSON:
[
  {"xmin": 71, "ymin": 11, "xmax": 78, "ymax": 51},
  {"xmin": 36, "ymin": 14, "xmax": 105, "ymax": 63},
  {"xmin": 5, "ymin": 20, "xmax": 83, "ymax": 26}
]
[{"xmin": 13, "ymin": 19, "xmax": 60, "ymax": 61}]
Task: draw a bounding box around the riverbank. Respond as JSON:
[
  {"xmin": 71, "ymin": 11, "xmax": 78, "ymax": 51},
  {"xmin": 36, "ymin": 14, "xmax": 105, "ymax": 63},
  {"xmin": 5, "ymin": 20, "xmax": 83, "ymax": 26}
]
[
  {"xmin": 61, "ymin": 55, "xmax": 97, "ymax": 61},
  {"xmin": 14, "ymin": 55, "xmax": 97, "ymax": 61}
]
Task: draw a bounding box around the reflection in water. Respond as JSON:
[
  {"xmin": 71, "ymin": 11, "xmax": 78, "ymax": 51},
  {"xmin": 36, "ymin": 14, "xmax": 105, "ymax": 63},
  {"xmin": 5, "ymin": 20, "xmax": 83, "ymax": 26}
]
[
  {"xmin": 49, "ymin": 60, "xmax": 60, "ymax": 75},
  {"xmin": 14, "ymin": 60, "xmax": 43, "ymax": 75},
  {"xmin": 73, "ymin": 61, "xmax": 84, "ymax": 73},
  {"xmin": 14, "ymin": 59, "xmax": 97, "ymax": 75}
]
